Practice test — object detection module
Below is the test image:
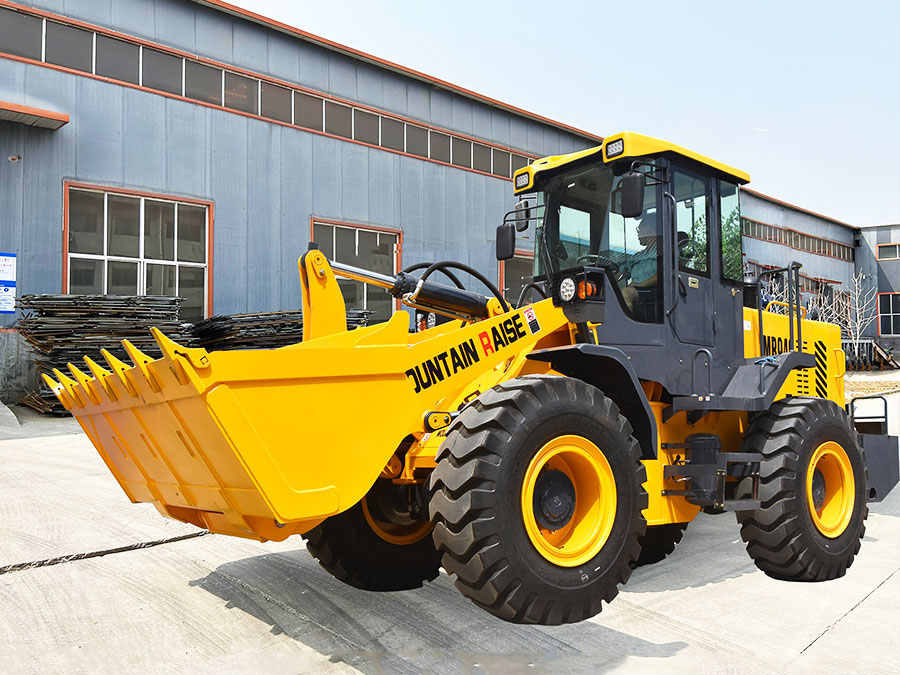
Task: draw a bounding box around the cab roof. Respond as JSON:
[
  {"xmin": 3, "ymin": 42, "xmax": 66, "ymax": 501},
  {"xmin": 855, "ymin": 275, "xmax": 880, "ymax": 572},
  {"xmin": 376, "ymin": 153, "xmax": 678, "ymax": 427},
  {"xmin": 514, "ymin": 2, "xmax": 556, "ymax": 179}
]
[{"xmin": 512, "ymin": 131, "xmax": 750, "ymax": 194}]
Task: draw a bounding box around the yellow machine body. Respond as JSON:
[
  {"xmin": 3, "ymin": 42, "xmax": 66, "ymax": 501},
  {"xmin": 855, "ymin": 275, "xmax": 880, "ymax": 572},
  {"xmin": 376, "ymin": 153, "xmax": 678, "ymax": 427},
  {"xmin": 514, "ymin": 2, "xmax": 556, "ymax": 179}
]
[
  {"xmin": 45, "ymin": 249, "xmax": 846, "ymax": 540},
  {"xmin": 44, "ymin": 134, "xmax": 846, "ymax": 542}
]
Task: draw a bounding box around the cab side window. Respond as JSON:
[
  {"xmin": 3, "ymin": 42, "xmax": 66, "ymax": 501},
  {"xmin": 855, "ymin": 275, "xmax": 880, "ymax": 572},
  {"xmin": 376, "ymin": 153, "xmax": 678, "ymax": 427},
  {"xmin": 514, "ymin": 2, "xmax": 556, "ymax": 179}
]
[
  {"xmin": 719, "ymin": 181, "xmax": 743, "ymax": 282},
  {"xmin": 673, "ymin": 170, "xmax": 709, "ymax": 275}
]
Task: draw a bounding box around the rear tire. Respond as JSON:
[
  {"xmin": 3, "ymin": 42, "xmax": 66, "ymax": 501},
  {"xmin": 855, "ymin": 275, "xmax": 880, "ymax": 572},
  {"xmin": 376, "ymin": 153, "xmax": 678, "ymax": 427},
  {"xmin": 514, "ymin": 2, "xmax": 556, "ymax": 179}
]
[
  {"xmin": 633, "ymin": 523, "xmax": 688, "ymax": 567},
  {"xmin": 429, "ymin": 375, "xmax": 647, "ymax": 624},
  {"xmin": 736, "ymin": 397, "xmax": 867, "ymax": 581},
  {"xmin": 304, "ymin": 481, "xmax": 441, "ymax": 591}
]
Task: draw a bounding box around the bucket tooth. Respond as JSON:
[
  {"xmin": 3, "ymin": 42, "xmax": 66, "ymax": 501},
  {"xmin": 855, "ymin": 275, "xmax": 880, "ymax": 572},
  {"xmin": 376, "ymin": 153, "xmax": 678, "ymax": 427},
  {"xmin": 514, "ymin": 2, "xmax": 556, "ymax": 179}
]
[
  {"xmin": 101, "ymin": 349, "xmax": 139, "ymax": 398},
  {"xmin": 67, "ymin": 363, "xmax": 101, "ymax": 405},
  {"xmin": 150, "ymin": 327, "xmax": 190, "ymax": 385},
  {"xmin": 52, "ymin": 368, "xmax": 85, "ymax": 408},
  {"xmin": 122, "ymin": 340, "xmax": 161, "ymax": 392},
  {"xmin": 84, "ymin": 356, "xmax": 118, "ymax": 402},
  {"xmin": 151, "ymin": 326, "xmax": 210, "ymax": 372},
  {"xmin": 42, "ymin": 373, "xmax": 74, "ymax": 410}
]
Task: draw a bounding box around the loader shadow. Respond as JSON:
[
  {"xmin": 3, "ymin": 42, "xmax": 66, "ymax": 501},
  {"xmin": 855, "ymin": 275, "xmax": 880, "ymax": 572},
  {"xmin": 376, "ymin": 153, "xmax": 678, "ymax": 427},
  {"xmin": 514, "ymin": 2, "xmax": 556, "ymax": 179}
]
[
  {"xmin": 626, "ymin": 512, "xmax": 756, "ymax": 593},
  {"xmin": 191, "ymin": 549, "xmax": 687, "ymax": 675}
]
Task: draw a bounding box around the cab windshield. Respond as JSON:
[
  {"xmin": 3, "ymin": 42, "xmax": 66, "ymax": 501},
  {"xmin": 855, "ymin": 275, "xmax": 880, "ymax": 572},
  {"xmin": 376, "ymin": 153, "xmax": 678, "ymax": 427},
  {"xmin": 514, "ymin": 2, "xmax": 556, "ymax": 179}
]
[{"xmin": 535, "ymin": 160, "xmax": 662, "ymax": 323}]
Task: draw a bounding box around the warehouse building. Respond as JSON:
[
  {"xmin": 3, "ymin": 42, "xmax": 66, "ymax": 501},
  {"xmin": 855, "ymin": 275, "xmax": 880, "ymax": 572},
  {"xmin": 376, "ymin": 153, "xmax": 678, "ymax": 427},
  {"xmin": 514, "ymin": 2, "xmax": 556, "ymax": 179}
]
[
  {"xmin": 0, "ymin": 0, "xmax": 599, "ymax": 399},
  {"xmin": 0, "ymin": 0, "xmax": 889, "ymax": 403},
  {"xmin": 859, "ymin": 224, "xmax": 900, "ymax": 351},
  {"xmin": 739, "ymin": 188, "xmax": 859, "ymax": 295}
]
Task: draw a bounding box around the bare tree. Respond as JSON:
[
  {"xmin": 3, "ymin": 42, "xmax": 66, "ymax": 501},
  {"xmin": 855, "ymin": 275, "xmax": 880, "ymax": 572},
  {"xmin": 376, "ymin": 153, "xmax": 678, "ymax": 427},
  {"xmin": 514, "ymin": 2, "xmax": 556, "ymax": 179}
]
[
  {"xmin": 807, "ymin": 288, "xmax": 850, "ymax": 335},
  {"xmin": 844, "ymin": 270, "xmax": 877, "ymax": 359}
]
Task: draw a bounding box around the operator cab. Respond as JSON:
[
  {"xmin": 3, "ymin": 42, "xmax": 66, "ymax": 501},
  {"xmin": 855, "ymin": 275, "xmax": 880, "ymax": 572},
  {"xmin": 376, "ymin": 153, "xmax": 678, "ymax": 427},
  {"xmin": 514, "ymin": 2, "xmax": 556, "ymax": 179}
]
[{"xmin": 499, "ymin": 131, "xmax": 750, "ymax": 399}]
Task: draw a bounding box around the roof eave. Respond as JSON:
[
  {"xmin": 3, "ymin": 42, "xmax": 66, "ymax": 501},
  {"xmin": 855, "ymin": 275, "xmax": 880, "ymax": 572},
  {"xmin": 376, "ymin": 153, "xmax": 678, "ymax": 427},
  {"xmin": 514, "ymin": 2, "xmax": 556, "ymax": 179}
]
[{"xmin": 190, "ymin": 0, "xmax": 602, "ymax": 144}]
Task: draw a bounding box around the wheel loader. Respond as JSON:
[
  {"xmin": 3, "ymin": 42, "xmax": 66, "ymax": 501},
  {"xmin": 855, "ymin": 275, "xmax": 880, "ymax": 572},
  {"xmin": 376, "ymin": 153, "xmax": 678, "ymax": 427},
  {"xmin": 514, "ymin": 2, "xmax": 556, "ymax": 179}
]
[{"xmin": 45, "ymin": 131, "xmax": 899, "ymax": 625}]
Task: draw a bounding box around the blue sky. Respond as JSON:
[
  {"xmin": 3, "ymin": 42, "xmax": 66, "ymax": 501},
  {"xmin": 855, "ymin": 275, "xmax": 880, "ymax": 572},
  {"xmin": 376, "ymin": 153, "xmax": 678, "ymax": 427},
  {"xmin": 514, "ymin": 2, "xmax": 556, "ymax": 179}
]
[{"xmin": 233, "ymin": 0, "xmax": 900, "ymax": 226}]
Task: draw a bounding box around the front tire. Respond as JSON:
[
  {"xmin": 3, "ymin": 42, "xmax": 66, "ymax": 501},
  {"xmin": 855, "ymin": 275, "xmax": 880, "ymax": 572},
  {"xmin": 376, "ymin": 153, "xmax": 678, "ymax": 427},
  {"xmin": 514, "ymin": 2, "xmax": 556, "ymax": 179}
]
[
  {"xmin": 428, "ymin": 375, "xmax": 647, "ymax": 624},
  {"xmin": 304, "ymin": 480, "xmax": 442, "ymax": 591},
  {"xmin": 736, "ymin": 397, "xmax": 867, "ymax": 581}
]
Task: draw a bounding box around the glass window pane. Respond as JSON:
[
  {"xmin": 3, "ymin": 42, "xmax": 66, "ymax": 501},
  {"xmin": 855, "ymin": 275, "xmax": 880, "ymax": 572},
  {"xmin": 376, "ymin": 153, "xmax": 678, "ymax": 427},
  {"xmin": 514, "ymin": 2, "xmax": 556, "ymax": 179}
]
[
  {"xmin": 95, "ymin": 35, "xmax": 139, "ymax": 84},
  {"xmin": 0, "ymin": 7, "xmax": 43, "ymax": 61},
  {"xmin": 142, "ymin": 48, "xmax": 182, "ymax": 95},
  {"xmin": 324, "ymin": 101, "xmax": 351, "ymax": 138},
  {"xmin": 335, "ymin": 226, "xmax": 356, "ymax": 265},
  {"xmin": 107, "ymin": 260, "xmax": 138, "ymax": 295},
  {"xmin": 144, "ymin": 200, "xmax": 175, "ymax": 260},
  {"xmin": 107, "ymin": 195, "xmax": 140, "ymax": 258},
  {"xmin": 720, "ymin": 181, "xmax": 742, "ymax": 281},
  {"xmin": 294, "ymin": 92, "xmax": 322, "ymax": 130},
  {"xmin": 70, "ymin": 258, "xmax": 105, "ymax": 294},
  {"xmin": 504, "ymin": 256, "xmax": 533, "ymax": 304},
  {"xmin": 473, "ymin": 143, "xmax": 491, "ymax": 173},
  {"xmin": 430, "ymin": 131, "xmax": 450, "ymax": 162},
  {"xmin": 406, "ymin": 125, "xmax": 428, "ymax": 157},
  {"xmin": 224, "ymin": 71, "xmax": 257, "ymax": 113},
  {"xmin": 353, "ymin": 109, "xmax": 379, "ymax": 145},
  {"xmin": 68, "ymin": 190, "xmax": 104, "ymax": 255},
  {"xmin": 492, "ymin": 149, "xmax": 510, "ymax": 178},
  {"xmin": 313, "ymin": 223, "xmax": 334, "ymax": 259},
  {"xmin": 260, "ymin": 82, "xmax": 291, "ymax": 123},
  {"xmin": 177, "ymin": 204, "xmax": 206, "ymax": 262},
  {"xmin": 338, "ymin": 279, "xmax": 364, "ymax": 312},
  {"xmin": 381, "ymin": 117, "xmax": 404, "ymax": 151},
  {"xmin": 366, "ymin": 283, "xmax": 392, "ymax": 322},
  {"xmin": 451, "ymin": 137, "xmax": 471, "ymax": 168},
  {"xmin": 880, "ymin": 294, "xmax": 891, "ymax": 313},
  {"xmin": 892, "ymin": 294, "xmax": 900, "ymax": 313},
  {"xmin": 146, "ymin": 263, "xmax": 176, "ymax": 296},
  {"xmin": 511, "ymin": 155, "xmax": 529, "ymax": 173},
  {"xmin": 179, "ymin": 266, "xmax": 205, "ymax": 322},
  {"xmin": 880, "ymin": 315, "xmax": 892, "ymax": 335},
  {"xmin": 674, "ymin": 170, "xmax": 709, "ymax": 275},
  {"xmin": 45, "ymin": 21, "xmax": 92, "ymax": 73},
  {"xmin": 358, "ymin": 230, "xmax": 394, "ymax": 276},
  {"xmin": 893, "ymin": 316, "xmax": 900, "ymax": 336},
  {"xmin": 185, "ymin": 60, "xmax": 222, "ymax": 105}
]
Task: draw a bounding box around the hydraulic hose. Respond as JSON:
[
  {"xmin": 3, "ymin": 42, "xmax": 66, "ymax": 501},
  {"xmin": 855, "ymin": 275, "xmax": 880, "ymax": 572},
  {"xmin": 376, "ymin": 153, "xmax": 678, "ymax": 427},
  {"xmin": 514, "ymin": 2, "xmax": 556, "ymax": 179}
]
[
  {"xmin": 414, "ymin": 261, "xmax": 511, "ymax": 313},
  {"xmin": 402, "ymin": 262, "xmax": 464, "ymax": 289},
  {"xmin": 515, "ymin": 282, "xmax": 548, "ymax": 308}
]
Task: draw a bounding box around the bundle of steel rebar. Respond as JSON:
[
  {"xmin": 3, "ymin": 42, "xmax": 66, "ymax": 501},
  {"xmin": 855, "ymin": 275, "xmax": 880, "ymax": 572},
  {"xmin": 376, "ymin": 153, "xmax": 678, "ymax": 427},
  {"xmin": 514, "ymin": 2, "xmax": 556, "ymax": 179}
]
[
  {"xmin": 189, "ymin": 309, "xmax": 371, "ymax": 351},
  {"xmin": 16, "ymin": 294, "xmax": 191, "ymax": 414}
]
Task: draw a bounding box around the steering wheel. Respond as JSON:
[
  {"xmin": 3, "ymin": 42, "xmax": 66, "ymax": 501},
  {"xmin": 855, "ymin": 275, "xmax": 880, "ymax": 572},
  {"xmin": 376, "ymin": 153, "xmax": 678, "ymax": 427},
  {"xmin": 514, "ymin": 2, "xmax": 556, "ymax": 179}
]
[{"xmin": 576, "ymin": 253, "xmax": 620, "ymax": 275}]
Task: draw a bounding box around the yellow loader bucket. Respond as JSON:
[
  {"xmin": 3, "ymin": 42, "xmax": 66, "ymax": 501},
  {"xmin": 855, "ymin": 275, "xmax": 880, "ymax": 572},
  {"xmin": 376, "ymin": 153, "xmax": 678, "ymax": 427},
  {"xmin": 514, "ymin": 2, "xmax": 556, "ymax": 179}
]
[
  {"xmin": 43, "ymin": 252, "xmax": 568, "ymax": 542},
  {"xmin": 42, "ymin": 314, "xmax": 433, "ymax": 542}
]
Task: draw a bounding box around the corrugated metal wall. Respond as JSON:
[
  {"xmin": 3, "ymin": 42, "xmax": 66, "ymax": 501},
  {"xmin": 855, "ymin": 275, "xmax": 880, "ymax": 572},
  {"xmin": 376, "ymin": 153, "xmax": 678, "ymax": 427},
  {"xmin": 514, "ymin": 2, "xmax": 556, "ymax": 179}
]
[
  {"xmin": 0, "ymin": 0, "xmax": 597, "ymax": 398},
  {"xmin": 740, "ymin": 190, "xmax": 857, "ymax": 288}
]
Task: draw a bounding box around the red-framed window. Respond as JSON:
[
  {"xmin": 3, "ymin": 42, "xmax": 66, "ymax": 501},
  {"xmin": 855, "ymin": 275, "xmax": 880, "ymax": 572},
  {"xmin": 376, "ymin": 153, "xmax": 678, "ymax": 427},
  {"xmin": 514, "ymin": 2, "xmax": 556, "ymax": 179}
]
[
  {"xmin": 878, "ymin": 292, "xmax": 900, "ymax": 336},
  {"xmin": 876, "ymin": 244, "xmax": 900, "ymax": 261},
  {"xmin": 499, "ymin": 249, "xmax": 536, "ymax": 306},
  {"xmin": 309, "ymin": 218, "xmax": 402, "ymax": 322},
  {"xmin": 63, "ymin": 181, "xmax": 214, "ymax": 322}
]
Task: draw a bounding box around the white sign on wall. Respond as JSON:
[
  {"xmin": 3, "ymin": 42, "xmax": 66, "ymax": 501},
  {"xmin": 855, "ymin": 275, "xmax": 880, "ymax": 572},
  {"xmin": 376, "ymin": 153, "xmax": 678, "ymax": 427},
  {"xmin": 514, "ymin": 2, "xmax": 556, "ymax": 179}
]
[{"xmin": 0, "ymin": 252, "xmax": 16, "ymax": 314}]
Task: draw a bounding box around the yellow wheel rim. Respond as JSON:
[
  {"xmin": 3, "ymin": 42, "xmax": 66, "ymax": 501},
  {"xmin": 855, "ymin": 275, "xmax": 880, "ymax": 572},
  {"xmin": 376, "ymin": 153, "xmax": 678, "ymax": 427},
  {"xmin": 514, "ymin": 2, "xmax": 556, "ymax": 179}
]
[
  {"xmin": 521, "ymin": 434, "xmax": 617, "ymax": 567},
  {"xmin": 806, "ymin": 441, "xmax": 855, "ymax": 538},
  {"xmin": 361, "ymin": 494, "xmax": 434, "ymax": 546}
]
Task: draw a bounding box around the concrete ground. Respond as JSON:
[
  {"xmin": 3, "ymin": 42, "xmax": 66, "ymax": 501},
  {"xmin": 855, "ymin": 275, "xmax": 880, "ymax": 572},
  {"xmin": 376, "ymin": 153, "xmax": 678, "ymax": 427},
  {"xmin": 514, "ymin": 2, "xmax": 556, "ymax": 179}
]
[{"xmin": 1, "ymin": 400, "xmax": 898, "ymax": 675}]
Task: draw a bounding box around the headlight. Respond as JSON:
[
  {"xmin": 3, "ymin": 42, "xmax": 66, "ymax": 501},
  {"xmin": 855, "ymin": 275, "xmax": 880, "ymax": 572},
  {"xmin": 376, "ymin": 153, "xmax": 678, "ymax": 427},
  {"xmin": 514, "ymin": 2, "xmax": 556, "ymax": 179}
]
[
  {"xmin": 515, "ymin": 172, "xmax": 530, "ymax": 189},
  {"xmin": 559, "ymin": 277, "xmax": 576, "ymax": 302},
  {"xmin": 605, "ymin": 138, "xmax": 624, "ymax": 159}
]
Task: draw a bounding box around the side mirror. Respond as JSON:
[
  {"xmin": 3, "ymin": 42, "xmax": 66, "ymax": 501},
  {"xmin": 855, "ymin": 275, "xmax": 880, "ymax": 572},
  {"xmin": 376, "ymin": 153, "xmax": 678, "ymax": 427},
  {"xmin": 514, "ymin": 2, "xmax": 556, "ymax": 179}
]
[
  {"xmin": 515, "ymin": 199, "xmax": 531, "ymax": 232},
  {"xmin": 496, "ymin": 224, "xmax": 516, "ymax": 261},
  {"xmin": 621, "ymin": 171, "xmax": 645, "ymax": 219}
]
